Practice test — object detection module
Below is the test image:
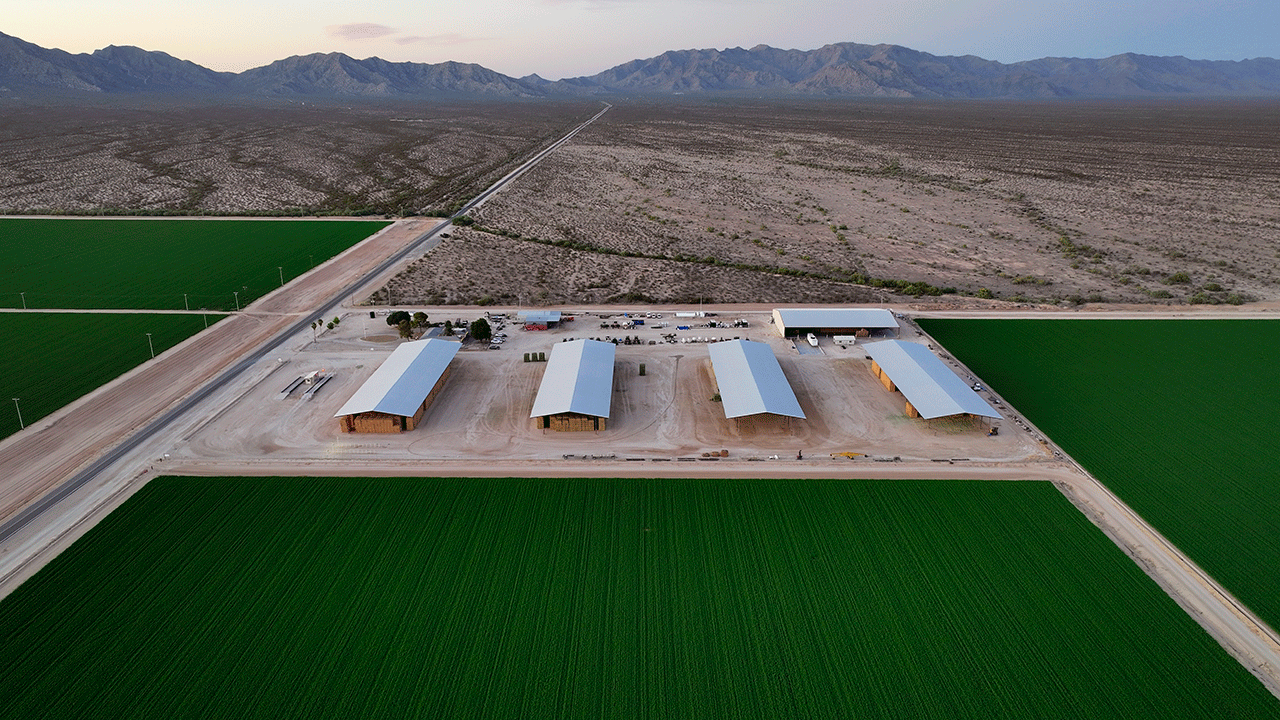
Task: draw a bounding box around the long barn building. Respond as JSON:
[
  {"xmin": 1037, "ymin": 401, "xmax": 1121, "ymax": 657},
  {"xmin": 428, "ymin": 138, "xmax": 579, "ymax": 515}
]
[
  {"xmin": 707, "ymin": 339, "xmax": 805, "ymax": 430},
  {"xmin": 334, "ymin": 338, "xmax": 460, "ymax": 433},
  {"xmin": 530, "ymin": 339, "xmax": 615, "ymax": 431},
  {"xmin": 863, "ymin": 340, "xmax": 1000, "ymax": 421},
  {"xmin": 772, "ymin": 308, "xmax": 898, "ymax": 338}
]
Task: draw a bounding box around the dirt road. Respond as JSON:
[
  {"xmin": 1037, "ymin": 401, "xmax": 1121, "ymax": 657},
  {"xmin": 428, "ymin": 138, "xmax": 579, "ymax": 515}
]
[
  {"xmin": 1, "ymin": 278, "xmax": 1278, "ymax": 700},
  {"xmin": 0, "ymin": 219, "xmax": 439, "ymax": 527}
]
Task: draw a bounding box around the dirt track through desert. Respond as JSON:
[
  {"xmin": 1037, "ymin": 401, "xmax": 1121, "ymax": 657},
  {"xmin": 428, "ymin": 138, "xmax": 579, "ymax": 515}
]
[{"xmin": 2, "ymin": 96, "xmax": 1280, "ymax": 699}]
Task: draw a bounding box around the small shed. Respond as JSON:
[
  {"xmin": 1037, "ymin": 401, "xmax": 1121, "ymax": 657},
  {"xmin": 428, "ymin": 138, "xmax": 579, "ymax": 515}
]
[{"xmin": 519, "ymin": 310, "xmax": 562, "ymax": 330}]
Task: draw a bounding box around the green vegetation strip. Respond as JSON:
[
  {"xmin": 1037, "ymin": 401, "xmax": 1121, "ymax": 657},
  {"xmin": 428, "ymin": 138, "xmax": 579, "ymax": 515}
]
[
  {"xmin": 919, "ymin": 318, "xmax": 1280, "ymax": 632},
  {"xmin": 0, "ymin": 218, "xmax": 389, "ymax": 311},
  {"xmin": 0, "ymin": 313, "xmax": 220, "ymax": 439},
  {"xmin": 0, "ymin": 477, "xmax": 1271, "ymax": 719}
]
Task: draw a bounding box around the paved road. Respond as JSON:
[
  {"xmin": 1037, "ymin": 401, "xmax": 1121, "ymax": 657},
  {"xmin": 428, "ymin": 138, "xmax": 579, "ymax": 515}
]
[
  {"xmin": 0, "ymin": 308, "xmax": 230, "ymax": 315},
  {"xmin": 0, "ymin": 103, "xmax": 612, "ymax": 548}
]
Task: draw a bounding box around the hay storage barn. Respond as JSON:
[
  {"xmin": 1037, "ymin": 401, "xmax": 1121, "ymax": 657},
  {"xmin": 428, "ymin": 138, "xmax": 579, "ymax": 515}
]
[
  {"xmin": 772, "ymin": 308, "xmax": 898, "ymax": 338},
  {"xmin": 334, "ymin": 338, "xmax": 460, "ymax": 433},
  {"xmin": 707, "ymin": 339, "xmax": 805, "ymax": 430},
  {"xmin": 530, "ymin": 339, "xmax": 615, "ymax": 431},
  {"xmin": 863, "ymin": 340, "xmax": 1001, "ymax": 420}
]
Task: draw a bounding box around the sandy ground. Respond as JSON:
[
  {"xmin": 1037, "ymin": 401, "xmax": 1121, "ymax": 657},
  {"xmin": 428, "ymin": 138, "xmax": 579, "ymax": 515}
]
[
  {"xmin": 166, "ymin": 309, "xmax": 1037, "ymax": 468},
  {"xmin": 396, "ymin": 100, "xmax": 1280, "ymax": 308},
  {"xmin": 0, "ymin": 218, "xmax": 439, "ymax": 527},
  {"xmin": 3, "ymin": 297, "xmax": 1279, "ymax": 698},
  {"xmin": 4, "ymin": 98, "xmax": 1279, "ymax": 699}
]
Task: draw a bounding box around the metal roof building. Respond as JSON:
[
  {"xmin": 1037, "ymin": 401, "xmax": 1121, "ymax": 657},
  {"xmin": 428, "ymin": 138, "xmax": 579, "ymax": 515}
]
[
  {"xmin": 335, "ymin": 338, "xmax": 460, "ymax": 432},
  {"xmin": 772, "ymin": 308, "xmax": 898, "ymax": 337},
  {"xmin": 707, "ymin": 340, "xmax": 806, "ymax": 420},
  {"xmin": 530, "ymin": 339, "xmax": 615, "ymax": 430},
  {"xmin": 863, "ymin": 340, "xmax": 1001, "ymax": 420},
  {"xmin": 519, "ymin": 310, "xmax": 562, "ymax": 325}
]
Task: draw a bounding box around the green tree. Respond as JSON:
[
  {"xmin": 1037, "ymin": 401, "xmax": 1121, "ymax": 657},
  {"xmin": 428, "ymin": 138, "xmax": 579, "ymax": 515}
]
[
  {"xmin": 443, "ymin": 320, "xmax": 454, "ymax": 336},
  {"xmin": 470, "ymin": 318, "xmax": 492, "ymax": 341},
  {"xmin": 398, "ymin": 320, "xmax": 413, "ymax": 339},
  {"xmin": 412, "ymin": 311, "xmax": 428, "ymax": 328},
  {"xmin": 386, "ymin": 310, "xmax": 411, "ymax": 327},
  {"xmin": 452, "ymin": 215, "xmax": 474, "ymax": 227},
  {"xmin": 976, "ymin": 288, "xmax": 994, "ymax": 299}
]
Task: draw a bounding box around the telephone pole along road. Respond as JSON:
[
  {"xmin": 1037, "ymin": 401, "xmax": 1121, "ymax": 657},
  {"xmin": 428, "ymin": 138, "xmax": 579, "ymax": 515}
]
[{"xmin": 0, "ymin": 102, "xmax": 613, "ymax": 547}]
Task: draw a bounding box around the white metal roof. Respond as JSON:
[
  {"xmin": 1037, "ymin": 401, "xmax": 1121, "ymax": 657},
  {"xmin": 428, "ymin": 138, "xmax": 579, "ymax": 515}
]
[
  {"xmin": 863, "ymin": 340, "xmax": 1001, "ymax": 420},
  {"xmin": 334, "ymin": 338, "xmax": 460, "ymax": 418},
  {"xmin": 774, "ymin": 308, "xmax": 897, "ymax": 331},
  {"xmin": 707, "ymin": 340, "xmax": 806, "ymax": 419},
  {"xmin": 530, "ymin": 339, "xmax": 615, "ymax": 418},
  {"xmin": 519, "ymin": 310, "xmax": 562, "ymax": 323}
]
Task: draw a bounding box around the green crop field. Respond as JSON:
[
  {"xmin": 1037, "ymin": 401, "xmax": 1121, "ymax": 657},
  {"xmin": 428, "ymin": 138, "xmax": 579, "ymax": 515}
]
[
  {"xmin": 0, "ymin": 312, "xmax": 220, "ymax": 439},
  {"xmin": 0, "ymin": 477, "xmax": 1272, "ymax": 719},
  {"xmin": 919, "ymin": 318, "xmax": 1280, "ymax": 631},
  {"xmin": 0, "ymin": 218, "xmax": 388, "ymax": 311}
]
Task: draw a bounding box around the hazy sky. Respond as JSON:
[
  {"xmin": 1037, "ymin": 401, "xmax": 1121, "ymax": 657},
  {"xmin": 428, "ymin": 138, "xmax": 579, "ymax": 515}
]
[{"xmin": 7, "ymin": 0, "xmax": 1277, "ymax": 79}]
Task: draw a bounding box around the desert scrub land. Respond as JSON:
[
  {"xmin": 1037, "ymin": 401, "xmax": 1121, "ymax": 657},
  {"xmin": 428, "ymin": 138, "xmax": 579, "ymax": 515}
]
[
  {"xmin": 0, "ymin": 97, "xmax": 599, "ymax": 216},
  {"xmin": 1, "ymin": 476, "xmax": 1274, "ymax": 719},
  {"xmin": 378, "ymin": 226, "xmax": 881, "ymax": 305},
  {"xmin": 920, "ymin": 318, "xmax": 1280, "ymax": 631},
  {"xmin": 457, "ymin": 99, "xmax": 1280, "ymax": 306}
]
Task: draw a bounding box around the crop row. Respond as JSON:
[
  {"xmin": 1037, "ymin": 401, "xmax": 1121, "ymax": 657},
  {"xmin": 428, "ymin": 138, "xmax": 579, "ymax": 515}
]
[
  {"xmin": 919, "ymin": 318, "xmax": 1280, "ymax": 633},
  {"xmin": 0, "ymin": 219, "xmax": 388, "ymax": 311},
  {"xmin": 0, "ymin": 477, "xmax": 1271, "ymax": 718},
  {"xmin": 0, "ymin": 313, "xmax": 219, "ymax": 440}
]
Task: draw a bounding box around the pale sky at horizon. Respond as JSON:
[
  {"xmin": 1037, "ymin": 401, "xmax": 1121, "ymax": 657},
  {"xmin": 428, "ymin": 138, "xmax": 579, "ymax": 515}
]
[{"xmin": 6, "ymin": 0, "xmax": 1277, "ymax": 80}]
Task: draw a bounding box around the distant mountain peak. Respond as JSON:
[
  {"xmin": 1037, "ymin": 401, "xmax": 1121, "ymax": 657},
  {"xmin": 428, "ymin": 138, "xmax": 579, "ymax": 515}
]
[{"xmin": 1, "ymin": 32, "xmax": 1277, "ymax": 99}]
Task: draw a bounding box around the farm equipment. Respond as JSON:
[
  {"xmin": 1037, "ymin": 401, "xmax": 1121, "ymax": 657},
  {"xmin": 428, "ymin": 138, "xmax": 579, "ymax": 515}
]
[
  {"xmin": 830, "ymin": 452, "xmax": 865, "ymax": 459},
  {"xmin": 988, "ymin": 426, "xmax": 1000, "ymax": 436}
]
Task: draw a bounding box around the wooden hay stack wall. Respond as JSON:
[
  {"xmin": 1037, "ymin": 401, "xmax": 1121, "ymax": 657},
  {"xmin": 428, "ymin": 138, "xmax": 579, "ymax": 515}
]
[
  {"xmin": 870, "ymin": 360, "xmax": 897, "ymax": 392},
  {"xmin": 338, "ymin": 365, "xmax": 452, "ymax": 434},
  {"xmin": 535, "ymin": 412, "xmax": 606, "ymax": 432},
  {"xmin": 904, "ymin": 400, "xmax": 920, "ymax": 419},
  {"xmin": 732, "ymin": 413, "xmax": 793, "ymax": 433}
]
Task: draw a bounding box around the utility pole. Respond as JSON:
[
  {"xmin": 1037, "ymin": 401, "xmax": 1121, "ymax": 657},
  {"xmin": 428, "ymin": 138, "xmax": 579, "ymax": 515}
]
[
  {"xmin": 233, "ymin": 291, "xmax": 240, "ymax": 312},
  {"xmin": 146, "ymin": 332, "xmax": 155, "ymax": 359},
  {"xmin": 19, "ymin": 292, "xmax": 26, "ymax": 310},
  {"xmin": 12, "ymin": 398, "xmax": 22, "ymax": 430},
  {"xmin": 278, "ymin": 266, "xmax": 284, "ymax": 287},
  {"xmin": 184, "ymin": 293, "xmax": 189, "ymax": 311}
]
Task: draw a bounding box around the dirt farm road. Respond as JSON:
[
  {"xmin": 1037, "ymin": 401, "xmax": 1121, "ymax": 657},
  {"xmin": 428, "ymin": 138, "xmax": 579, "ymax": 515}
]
[
  {"xmin": 0, "ymin": 218, "xmax": 442, "ymax": 531},
  {"xmin": 0, "ymin": 102, "xmax": 618, "ymax": 540}
]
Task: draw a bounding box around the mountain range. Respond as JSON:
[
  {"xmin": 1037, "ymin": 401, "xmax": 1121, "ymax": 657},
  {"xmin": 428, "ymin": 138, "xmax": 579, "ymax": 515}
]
[{"xmin": 3, "ymin": 30, "xmax": 1279, "ymax": 99}]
